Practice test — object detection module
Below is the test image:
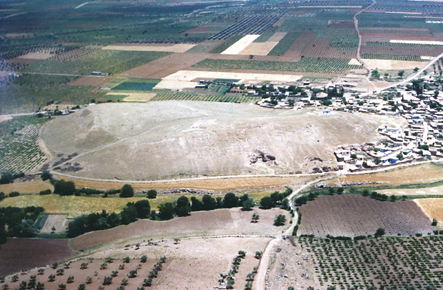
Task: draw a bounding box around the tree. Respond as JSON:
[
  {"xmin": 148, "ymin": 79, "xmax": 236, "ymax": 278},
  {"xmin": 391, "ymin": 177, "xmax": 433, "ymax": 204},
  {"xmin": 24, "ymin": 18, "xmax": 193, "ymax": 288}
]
[
  {"xmin": 158, "ymin": 202, "xmax": 175, "ymax": 220},
  {"xmin": 54, "ymin": 180, "xmax": 75, "ymax": 196},
  {"xmin": 223, "ymin": 193, "xmax": 238, "ymax": 208},
  {"xmin": 251, "ymin": 212, "xmax": 260, "ymax": 223},
  {"xmin": 141, "ymin": 255, "xmax": 148, "ymax": 263},
  {"xmin": 413, "ymin": 67, "xmax": 419, "ymax": 73},
  {"xmin": 0, "ymin": 222, "xmax": 6, "ymax": 245},
  {"xmin": 147, "ymin": 189, "xmax": 157, "ymax": 199},
  {"xmin": 242, "ymin": 199, "xmax": 255, "ymax": 211},
  {"xmin": 371, "ymin": 69, "xmax": 380, "ymax": 79},
  {"xmin": 375, "ymin": 227, "xmax": 385, "ymax": 237},
  {"xmin": 274, "ymin": 214, "xmax": 286, "ymax": 226},
  {"xmin": 120, "ymin": 184, "xmax": 134, "ymax": 198},
  {"xmin": 398, "ymin": 70, "xmax": 405, "ymax": 78},
  {"xmin": 0, "ymin": 172, "xmax": 13, "ymax": 184},
  {"xmin": 260, "ymin": 196, "xmax": 273, "ymax": 209},
  {"xmin": 120, "ymin": 205, "xmax": 138, "ymax": 225},
  {"xmin": 103, "ymin": 276, "xmax": 112, "ymax": 285},
  {"xmin": 202, "ymin": 194, "xmax": 217, "ymax": 210},
  {"xmin": 134, "ymin": 200, "xmax": 151, "ymax": 219},
  {"xmin": 191, "ymin": 196, "xmax": 203, "ymax": 211},
  {"xmin": 77, "ymin": 284, "xmax": 86, "ymax": 290},
  {"xmin": 48, "ymin": 274, "xmax": 56, "ymax": 282},
  {"xmin": 175, "ymin": 196, "xmax": 191, "ymax": 217},
  {"xmin": 41, "ymin": 170, "xmax": 52, "ymax": 181}
]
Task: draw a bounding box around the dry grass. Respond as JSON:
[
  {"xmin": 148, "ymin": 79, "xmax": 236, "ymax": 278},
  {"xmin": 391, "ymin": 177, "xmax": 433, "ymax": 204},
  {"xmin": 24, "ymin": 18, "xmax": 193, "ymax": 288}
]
[
  {"xmin": 40, "ymin": 214, "xmax": 69, "ymax": 233},
  {"xmin": 0, "ymin": 180, "xmax": 52, "ymax": 194},
  {"xmin": 221, "ymin": 34, "xmax": 260, "ymax": 55},
  {"xmin": 326, "ymin": 163, "xmax": 443, "ymax": 186},
  {"xmin": 0, "ymin": 116, "xmax": 12, "ymax": 123},
  {"xmin": 361, "ymin": 58, "xmax": 426, "ymax": 70},
  {"xmin": 121, "ymin": 93, "xmax": 157, "ymax": 102},
  {"xmin": 415, "ymin": 198, "xmax": 443, "ymax": 222},
  {"xmin": 54, "ymin": 174, "xmax": 291, "ymax": 191}
]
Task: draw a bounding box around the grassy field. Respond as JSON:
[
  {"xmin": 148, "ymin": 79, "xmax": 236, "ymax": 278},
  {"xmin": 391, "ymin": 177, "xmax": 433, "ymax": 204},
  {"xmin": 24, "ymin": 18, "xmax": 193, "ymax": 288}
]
[
  {"xmin": 0, "ymin": 181, "xmax": 52, "ymax": 195},
  {"xmin": 210, "ymin": 35, "xmax": 243, "ymax": 53},
  {"xmin": 22, "ymin": 50, "xmax": 171, "ymax": 76},
  {"xmin": 193, "ymin": 57, "xmax": 362, "ymax": 74},
  {"xmin": 0, "ymin": 116, "xmax": 50, "ymax": 173},
  {"xmin": 112, "ymin": 79, "xmax": 160, "ymax": 91},
  {"xmin": 268, "ymin": 32, "xmax": 299, "ymax": 56}
]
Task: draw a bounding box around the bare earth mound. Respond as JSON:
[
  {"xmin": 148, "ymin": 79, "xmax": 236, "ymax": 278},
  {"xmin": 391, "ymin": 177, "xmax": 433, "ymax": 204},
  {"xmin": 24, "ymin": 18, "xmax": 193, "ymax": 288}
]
[
  {"xmin": 71, "ymin": 208, "xmax": 289, "ymax": 250},
  {"xmin": 298, "ymin": 194, "xmax": 434, "ymax": 237},
  {"xmin": 41, "ymin": 102, "xmax": 403, "ymax": 180},
  {"xmin": 0, "ymin": 239, "xmax": 74, "ymax": 276}
]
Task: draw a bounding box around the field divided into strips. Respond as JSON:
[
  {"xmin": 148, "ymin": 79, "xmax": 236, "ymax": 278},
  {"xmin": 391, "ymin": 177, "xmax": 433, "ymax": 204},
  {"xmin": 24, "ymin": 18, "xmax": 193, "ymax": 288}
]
[
  {"xmin": 362, "ymin": 41, "xmax": 443, "ymax": 60},
  {"xmin": 297, "ymin": 195, "xmax": 434, "ymax": 238},
  {"xmin": 211, "ymin": 35, "xmax": 243, "ymax": 53},
  {"xmin": 268, "ymin": 32, "xmax": 300, "ymax": 56},
  {"xmin": 221, "ymin": 34, "xmax": 259, "ymax": 54},
  {"xmin": 21, "ymin": 50, "xmax": 171, "ymax": 75},
  {"xmin": 302, "ymin": 236, "xmax": 443, "ymax": 289},
  {"xmin": 0, "ymin": 116, "xmax": 49, "ymax": 173},
  {"xmin": 193, "ymin": 57, "xmax": 362, "ymax": 74},
  {"xmin": 316, "ymin": 28, "xmax": 359, "ymax": 50},
  {"xmin": 150, "ymin": 91, "xmax": 256, "ymax": 103}
]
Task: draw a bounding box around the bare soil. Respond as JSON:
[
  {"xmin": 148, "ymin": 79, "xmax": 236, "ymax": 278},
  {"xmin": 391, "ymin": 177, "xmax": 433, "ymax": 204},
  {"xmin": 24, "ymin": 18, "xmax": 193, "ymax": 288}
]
[
  {"xmin": 40, "ymin": 102, "xmax": 401, "ymax": 180},
  {"xmin": 0, "ymin": 238, "xmax": 74, "ymax": 276},
  {"xmin": 298, "ymin": 194, "xmax": 434, "ymax": 237},
  {"xmin": 71, "ymin": 208, "xmax": 290, "ymax": 250},
  {"xmin": 415, "ymin": 198, "xmax": 443, "ymax": 222},
  {"xmin": 67, "ymin": 76, "xmax": 112, "ymax": 86},
  {"xmin": 40, "ymin": 214, "xmax": 69, "ymax": 233}
]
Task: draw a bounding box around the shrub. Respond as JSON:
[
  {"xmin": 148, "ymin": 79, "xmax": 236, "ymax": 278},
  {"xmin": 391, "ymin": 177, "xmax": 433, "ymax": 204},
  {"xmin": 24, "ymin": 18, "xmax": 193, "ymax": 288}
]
[
  {"xmin": 141, "ymin": 255, "xmax": 147, "ymax": 263},
  {"xmin": 103, "ymin": 276, "xmax": 112, "ymax": 285},
  {"xmin": 120, "ymin": 184, "xmax": 134, "ymax": 198},
  {"xmin": 39, "ymin": 189, "xmax": 52, "ymax": 195},
  {"xmin": 147, "ymin": 189, "xmax": 157, "ymax": 199},
  {"xmin": 8, "ymin": 191, "xmax": 19, "ymax": 197},
  {"xmin": 274, "ymin": 214, "xmax": 286, "ymax": 226},
  {"xmin": 77, "ymin": 284, "xmax": 86, "ymax": 290}
]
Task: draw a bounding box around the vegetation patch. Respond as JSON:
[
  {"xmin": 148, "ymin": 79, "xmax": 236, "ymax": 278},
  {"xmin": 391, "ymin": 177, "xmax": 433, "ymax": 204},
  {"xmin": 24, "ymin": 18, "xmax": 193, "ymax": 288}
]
[
  {"xmin": 268, "ymin": 32, "xmax": 299, "ymax": 56},
  {"xmin": 112, "ymin": 79, "xmax": 160, "ymax": 91}
]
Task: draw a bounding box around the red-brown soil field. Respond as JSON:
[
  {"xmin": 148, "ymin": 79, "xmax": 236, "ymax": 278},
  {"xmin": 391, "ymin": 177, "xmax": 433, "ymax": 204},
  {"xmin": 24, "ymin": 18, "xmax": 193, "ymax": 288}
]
[
  {"xmin": 0, "ymin": 239, "xmax": 74, "ymax": 276},
  {"xmin": 71, "ymin": 208, "xmax": 290, "ymax": 250},
  {"xmin": 297, "ymin": 194, "xmax": 434, "ymax": 238}
]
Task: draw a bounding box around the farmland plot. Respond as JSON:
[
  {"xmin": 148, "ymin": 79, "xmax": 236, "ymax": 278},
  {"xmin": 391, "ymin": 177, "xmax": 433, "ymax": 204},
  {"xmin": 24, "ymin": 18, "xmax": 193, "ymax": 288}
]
[
  {"xmin": 297, "ymin": 194, "xmax": 434, "ymax": 237},
  {"xmin": 40, "ymin": 214, "xmax": 68, "ymax": 233},
  {"xmin": 0, "ymin": 116, "xmax": 49, "ymax": 173},
  {"xmin": 302, "ymin": 236, "xmax": 443, "ymax": 289}
]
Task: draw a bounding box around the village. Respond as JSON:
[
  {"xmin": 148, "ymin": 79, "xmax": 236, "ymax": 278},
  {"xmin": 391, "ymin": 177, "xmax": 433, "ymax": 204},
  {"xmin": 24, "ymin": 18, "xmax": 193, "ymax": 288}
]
[{"xmin": 240, "ymin": 73, "xmax": 443, "ymax": 174}]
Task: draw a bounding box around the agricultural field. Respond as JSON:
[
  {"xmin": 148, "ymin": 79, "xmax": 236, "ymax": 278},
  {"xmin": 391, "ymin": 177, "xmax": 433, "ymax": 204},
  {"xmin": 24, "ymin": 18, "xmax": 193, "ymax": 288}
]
[
  {"xmin": 0, "ymin": 180, "xmax": 52, "ymax": 195},
  {"xmin": 40, "ymin": 214, "xmax": 69, "ymax": 233},
  {"xmin": 0, "ymin": 116, "xmax": 49, "ymax": 173},
  {"xmin": 301, "ymin": 236, "xmax": 443, "ymax": 289},
  {"xmin": 150, "ymin": 91, "xmax": 256, "ymax": 103},
  {"xmin": 297, "ymin": 194, "xmax": 434, "ymax": 237},
  {"xmin": 193, "ymin": 57, "xmax": 362, "ymax": 75},
  {"xmin": 111, "ymin": 79, "xmax": 160, "ymax": 92},
  {"xmin": 39, "ymin": 102, "xmax": 398, "ymax": 180}
]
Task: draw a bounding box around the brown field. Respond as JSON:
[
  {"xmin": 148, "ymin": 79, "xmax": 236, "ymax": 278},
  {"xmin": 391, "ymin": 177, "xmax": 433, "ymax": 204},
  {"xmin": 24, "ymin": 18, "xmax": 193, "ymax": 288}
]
[
  {"xmin": 68, "ymin": 76, "xmax": 112, "ymax": 86},
  {"xmin": 183, "ymin": 26, "xmax": 211, "ymax": 33},
  {"xmin": 0, "ymin": 180, "xmax": 52, "ymax": 194},
  {"xmin": 415, "ymin": 198, "xmax": 443, "ymax": 222},
  {"xmin": 362, "ymin": 32, "xmax": 443, "ymax": 43},
  {"xmin": 328, "ymin": 20, "xmax": 354, "ymax": 28},
  {"xmin": 40, "ymin": 214, "xmax": 69, "ymax": 233},
  {"xmin": 239, "ymin": 42, "xmax": 279, "ymax": 56},
  {"xmin": 71, "ymin": 208, "xmax": 290, "ymax": 250},
  {"xmin": 297, "ymin": 194, "xmax": 434, "ymax": 237},
  {"xmin": 119, "ymin": 52, "xmax": 208, "ymax": 79},
  {"xmin": 40, "ymin": 103, "xmax": 403, "ymax": 180},
  {"xmin": 361, "ymin": 44, "xmax": 443, "ymax": 58},
  {"xmin": 53, "ymin": 174, "xmax": 292, "ymax": 191},
  {"xmin": 1, "ymin": 237, "xmax": 268, "ymax": 290},
  {"xmin": 121, "ymin": 93, "xmax": 156, "ymax": 102},
  {"xmin": 326, "ymin": 163, "xmax": 443, "ymax": 186},
  {"xmin": 102, "ymin": 43, "xmax": 196, "ymax": 53},
  {"xmin": 0, "ymin": 238, "xmax": 74, "ymax": 276}
]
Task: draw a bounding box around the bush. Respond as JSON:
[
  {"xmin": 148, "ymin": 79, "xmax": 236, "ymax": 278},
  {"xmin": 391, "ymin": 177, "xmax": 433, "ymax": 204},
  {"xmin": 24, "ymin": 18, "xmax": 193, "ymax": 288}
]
[
  {"xmin": 41, "ymin": 170, "xmax": 52, "ymax": 181},
  {"xmin": 8, "ymin": 191, "xmax": 19, "ymax": 197},
  {"xmin": 260, "ymin": 196, "xmax": 274, "ymax": 209},
  {"xmin": 274, "ymin": 214, "xmax": 286, "ymax": 226},
  {"xmin": 120, "ymin": 184, "xmax": 134, "ymax": 198},
  {"xmin": 147, "ymin": 189, "xmax": 157, "ymax": 199},
  {"xmin": 39, "ymin": 189, "xmax": 52, "ymax": 195}
]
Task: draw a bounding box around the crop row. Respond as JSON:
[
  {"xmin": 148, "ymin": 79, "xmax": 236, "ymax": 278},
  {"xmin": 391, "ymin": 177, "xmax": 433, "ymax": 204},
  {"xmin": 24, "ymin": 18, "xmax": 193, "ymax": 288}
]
[
  {"xmin": 151, "ymin": 91, "xmax": 255, "ymax": 103},
  {"xmin": 316, "ymin": 28, "xmax": 359, "ymax": 50},
  {"xmin": 268, "ymin": 32, "xmax": 300, "ymax": 56},
  {"xmin": 0, "ymin": 116, "xmax": 49, "ymax": 173},
  {"xmin": 209, "ymin": 10, "xmax": 285, "ymax": 40},
  {"xmin": 361, "ymin": 53, "xmax": 424, "ymax": 62},
  {"xmin": 301, "ymin": 235, "xmax": 443, "ymax": 289},
  {"xmin": 193, "ymin": 57, "xmax": 362, "ymax": 74},
  {"xmin": 360, "ymin": 28, "xmax": 430, "ymax": 34}
]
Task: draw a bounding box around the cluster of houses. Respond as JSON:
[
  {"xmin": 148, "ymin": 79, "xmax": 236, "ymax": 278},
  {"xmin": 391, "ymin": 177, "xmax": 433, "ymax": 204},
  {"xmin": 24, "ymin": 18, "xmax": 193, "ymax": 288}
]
[{"xmin": 246, "ymin": 74, "xmax": 443, "ymax": 173}]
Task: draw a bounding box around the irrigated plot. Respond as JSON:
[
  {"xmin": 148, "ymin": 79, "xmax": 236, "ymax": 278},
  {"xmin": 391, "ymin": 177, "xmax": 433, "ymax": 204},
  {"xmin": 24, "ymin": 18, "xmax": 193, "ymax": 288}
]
[{"xmin": 298, "ymin": 194, "xmax": 434, "ymax": 237}]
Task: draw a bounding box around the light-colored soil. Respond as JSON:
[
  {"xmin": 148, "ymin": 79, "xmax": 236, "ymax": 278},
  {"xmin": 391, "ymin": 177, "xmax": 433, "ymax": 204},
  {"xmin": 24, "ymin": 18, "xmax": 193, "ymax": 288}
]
[
  {"xmin": 415, "ymin": 198, "xmax": 443, "ymax": 221},
  {"xmin": 268, "ymin": 32, "xmax": 287, "ymax": 42},
  {"xmin": 0, "ymin": 116, "xmax": 12, "ymax": 123},
  {"xmin": 239, "ymin": 42, "xmax": 279, "ymax": 56},
  {"xmin": 348, "ymin": 58, "xmax": 362, "ymax": 65},
  {"xmin": 265, "ymin": 238, "xmax": 319, "ymax": 290},
  {"xmin": 121, "ymin": 93, "xmax": 156, "ymax": 102},
  {"xmin": 102, "ymin": 43, "xmax": 196, "ymax": 53},
  {"xmin": 361, "ymin": 58, "xmax": 427, "ymax": 70},
  {"xmin": 18, "ymin": 52, "xmax": 53, "ymax": 60},
  {"xmin": 390, "ymin": 39, "xmax": 443, "ymax": 45},
  {"xmin": 3, "ymin": 238, "xmax": 268, "ymax": 290},
  {"xmin": 154, "ymin": 70, "xmax": 303, "ymax": 90},
  {"xmin": 52, "ymin": 174, "xmax": 292, "ymax": 191},
  {"xmin": 380, "ymin": 184, "xmax": 443, "ymax": 196},
  {"xmin": 221, "ymin": 34, "xmax": 260, "ymax": 55},
  {"xmin": 40, "ymin": 214, "xmax": 69, "ymax": 233},
  {"xmin": 71, "ymin": 208, "xmax": 290, "ymax": 250},
  {"xmin": 0, "ymin": 180, "xmax": 52, "ymax": 194},
  {"xmin": 40, "ymin": 102, "xmax": 398, "ymax": 180},
  {"xmin": 326, "ymin": 163, "xmax": 443, "ymax": 186},
  {"xmin": 120, "ymin": 52, "xmax": 208, "ymax": 79}
]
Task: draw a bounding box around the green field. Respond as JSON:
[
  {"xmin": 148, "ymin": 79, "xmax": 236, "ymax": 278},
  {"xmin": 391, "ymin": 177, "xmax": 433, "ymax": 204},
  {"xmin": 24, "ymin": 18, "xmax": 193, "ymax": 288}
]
[
  {"xmin": 150, "ymin": 91, "xmax": 256, "ymax": 103},
  {"xmin": 22, "ymin": 51, "xmax": 171, "ymax": 76},
  {"xmin": 193, "ymin": 57, "xmax": 362, "ymax": 74},
  {"xmin": 112, "ymin": 79, "xmax": 160, "ymax": 91},
  {"xmin": 0, "ymin": 116, "xmax": 50, "ymax": 173},
  {"xmin": 211, "ymin": 35, "xmax": 243, "ymax": 53},
  {"xmin": 268, "ymin": 32, "xmax": 300, "ymax": 56}
]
